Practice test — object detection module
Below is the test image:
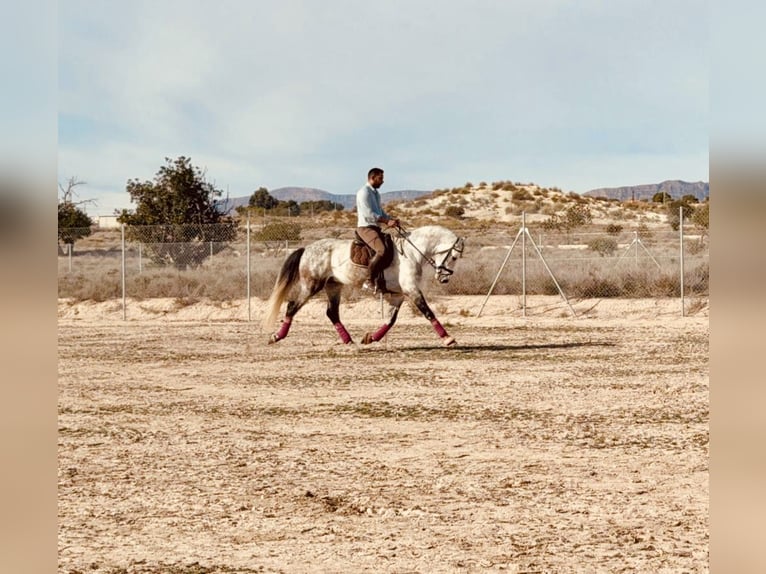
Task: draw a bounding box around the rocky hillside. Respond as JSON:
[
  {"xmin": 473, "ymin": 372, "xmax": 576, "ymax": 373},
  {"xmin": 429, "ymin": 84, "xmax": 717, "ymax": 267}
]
[
  {"xmin": 383, "ymin": 180, "xmax": 671, "ymax": 227},
  {"xmin": 220, "ymin": 179, "xmax": 708, "ymax": 230}
]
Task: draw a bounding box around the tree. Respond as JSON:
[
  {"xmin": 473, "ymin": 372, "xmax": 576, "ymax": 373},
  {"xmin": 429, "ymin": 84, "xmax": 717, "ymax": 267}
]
[
  {"xmin": 652, "ymin": 191, "xmax": 673, "ymax": 203},
  {"xmin": 271, "ymin": 200, "xmax": 300, "ymax": 217},
  {"xmin": 249, "ymin": 187, "xmax": 279, "ymax": 210},
  {"xmin": 58, "ymin": 177, "xmax": 93, "ymax": 252},
  {"xmin": 299, "ymin": 200, "xmax": 344, "ymax": 214},
  {"xmin": 117, "ymin": 156, "xmax": 237, "ymax": 269},
  {"xmin": 691, "ymin": 201, "xmax": 709, "ymax": 231},
  {"xmin": 665, "ymin": 198, "xmax": 696, "ymax": 231}
]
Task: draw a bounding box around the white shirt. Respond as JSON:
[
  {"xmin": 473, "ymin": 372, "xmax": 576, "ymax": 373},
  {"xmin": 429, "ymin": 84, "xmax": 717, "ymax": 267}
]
[{"xmin": 356, "ymin": 183, "xmax": 390, "ymax": 227}]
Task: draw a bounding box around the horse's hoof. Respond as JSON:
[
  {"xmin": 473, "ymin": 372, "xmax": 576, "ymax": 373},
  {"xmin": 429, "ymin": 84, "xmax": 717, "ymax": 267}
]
[
  {"xmin": 362, "ymin": 333, "xmax": 374, "ymax": 345},
  {"xmin": 268, "ymin": 334, "xmax": 279, "ymax": 345},
  {"xmin": 442, "ymin": 336, "xmax": 456, "ymax": 347}
]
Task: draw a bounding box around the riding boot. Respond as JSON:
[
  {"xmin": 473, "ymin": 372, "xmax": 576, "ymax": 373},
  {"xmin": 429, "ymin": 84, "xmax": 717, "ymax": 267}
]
[{"xmin": 368, "ymin": 252, "xmax": 387, "ymax": 294}]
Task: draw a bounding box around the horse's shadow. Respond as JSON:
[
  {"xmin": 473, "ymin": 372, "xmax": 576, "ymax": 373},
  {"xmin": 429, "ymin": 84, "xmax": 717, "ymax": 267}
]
[{"xmin": 390, "ymin": 341, "xmax": 616, "ymax": 353}]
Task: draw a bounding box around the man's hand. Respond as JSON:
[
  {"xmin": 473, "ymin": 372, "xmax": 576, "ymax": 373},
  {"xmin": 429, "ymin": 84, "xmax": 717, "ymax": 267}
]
[{"xmin": 386, "ymin": 218, "xmax": 400, "ymax": 228}]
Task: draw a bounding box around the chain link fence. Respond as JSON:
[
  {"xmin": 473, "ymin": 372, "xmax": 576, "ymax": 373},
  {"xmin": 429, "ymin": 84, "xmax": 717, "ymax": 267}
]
[{"xmin": 58, "ymin": 214, "xmax": 709, "ymax": 318}]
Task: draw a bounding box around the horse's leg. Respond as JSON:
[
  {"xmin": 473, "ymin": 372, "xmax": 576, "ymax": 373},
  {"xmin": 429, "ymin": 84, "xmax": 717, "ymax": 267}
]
[
  {"xmin": 268, "ymin": 280, "xmax": 324, "ymax": 344},
  {"xmin": 324, "ymin": 281, "xmax": 353, "ymax": 344},
  {"xmin": 362, "ymin": 295, "xmax": 404, "ymax": 345},
  {"xmin": 410, "ymin": 290, "xmax": 457, "ymax": 347}
]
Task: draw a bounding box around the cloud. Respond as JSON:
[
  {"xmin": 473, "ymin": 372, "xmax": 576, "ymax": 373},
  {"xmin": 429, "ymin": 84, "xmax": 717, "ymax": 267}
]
[{"xmin": 58, "ymin": 0, "xmax": 708, "ymax": 213}]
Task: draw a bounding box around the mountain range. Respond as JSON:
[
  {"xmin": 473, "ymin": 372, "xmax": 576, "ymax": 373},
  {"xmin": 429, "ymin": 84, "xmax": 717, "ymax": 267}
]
[
  {"xmin": 219, "ymin": 187, "xmax": 431, "ymax": 212},
  {"xmin": 583, "ymin": 180, "xmax": 709, "ymax": 202},
  {"xmin": 219, "ymin": 180, "xmax": 709, "ymax": 213}
]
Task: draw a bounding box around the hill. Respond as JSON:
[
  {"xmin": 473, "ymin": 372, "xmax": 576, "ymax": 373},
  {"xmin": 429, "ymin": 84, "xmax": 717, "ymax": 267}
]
[
  {"xmin": 216, "ymin": 179, "xmax": 707, "ymax": 230},
  {"xmin": 218, "ymin": 187, "xmax": 431, "ymax": 212},
  {"xmin": 584, "ymin": 180, "xmax": 709, "ymax": 202}
]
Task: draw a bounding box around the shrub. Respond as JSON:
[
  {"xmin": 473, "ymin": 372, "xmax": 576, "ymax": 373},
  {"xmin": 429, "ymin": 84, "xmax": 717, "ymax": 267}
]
[
  {"xmin": 691, "ymin": 202, "xmax": 709, "ymax": 230},
  {"xmin": 587, "ymin": 237, "xmax": 618, "ymax": 256},
  {"xmin": 255, "ymin": 222, "xmax": 302, "ymax": 241},
  {"xmin": 571, "ymin": 276, "xmax": 621, "ymax": 298},
  {"xmin": 512, "ymin": 189, "xmax": 533, "ymax": 201}
]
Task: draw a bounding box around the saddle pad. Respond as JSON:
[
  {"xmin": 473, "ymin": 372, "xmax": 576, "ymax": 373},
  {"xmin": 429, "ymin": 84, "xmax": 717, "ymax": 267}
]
[
  {"xmin": 350, "ymin": 239, "xmax": 371, "ymax": 267},
  {"xmin": 350, "ymin": 231, "xmax": 395, "ymax": 268}
]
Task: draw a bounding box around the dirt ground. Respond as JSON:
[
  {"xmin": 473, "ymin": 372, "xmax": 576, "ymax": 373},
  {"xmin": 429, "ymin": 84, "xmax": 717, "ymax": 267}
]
[{"xmin": 58, "ymin": 295, "xmax": 709, "ymax": 573}]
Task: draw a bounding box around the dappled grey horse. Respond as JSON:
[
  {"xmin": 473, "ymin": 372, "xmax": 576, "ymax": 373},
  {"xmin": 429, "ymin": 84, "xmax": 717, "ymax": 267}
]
[{"xmin": 262, "ymin": 225, "xmax": 465, "ymax": 346}]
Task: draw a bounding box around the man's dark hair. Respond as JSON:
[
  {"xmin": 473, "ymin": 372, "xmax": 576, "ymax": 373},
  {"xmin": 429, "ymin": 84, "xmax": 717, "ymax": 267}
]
[{"xmin": 368, "ymin": 167, "xmax": 384, "ymax": 179}]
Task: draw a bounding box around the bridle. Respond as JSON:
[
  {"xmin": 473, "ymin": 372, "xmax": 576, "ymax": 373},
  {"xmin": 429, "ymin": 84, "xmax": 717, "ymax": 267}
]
[{"xmin": 396, "ymin": 228, "xmax": 465, "ymax": 284}]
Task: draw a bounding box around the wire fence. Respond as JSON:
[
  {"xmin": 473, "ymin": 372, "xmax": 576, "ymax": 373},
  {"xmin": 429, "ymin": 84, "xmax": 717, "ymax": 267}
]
[{"xmin": 58, "ymin": 213, "xmax": 709, "ymax": 319}]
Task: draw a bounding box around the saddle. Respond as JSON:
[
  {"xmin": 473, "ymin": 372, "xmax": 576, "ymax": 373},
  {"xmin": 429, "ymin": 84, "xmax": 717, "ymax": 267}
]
[{"xmin": 351, "ymin": 231, "xmax": 395, "ymax": 268}]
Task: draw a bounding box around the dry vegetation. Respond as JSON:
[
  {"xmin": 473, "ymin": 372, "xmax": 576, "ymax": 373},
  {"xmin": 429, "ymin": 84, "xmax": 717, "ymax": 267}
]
[{"xmin": 58, "ymin": 182, "xmax": 708, "ymax": 304}]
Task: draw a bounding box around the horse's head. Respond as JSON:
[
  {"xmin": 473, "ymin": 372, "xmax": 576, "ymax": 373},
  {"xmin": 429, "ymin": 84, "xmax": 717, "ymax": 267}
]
[{"xmin": 434, "ymin": 236, "xmax": 465, "ymax": 283}]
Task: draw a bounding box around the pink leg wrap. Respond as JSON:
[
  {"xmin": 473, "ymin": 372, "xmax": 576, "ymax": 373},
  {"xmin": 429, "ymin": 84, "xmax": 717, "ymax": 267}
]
[
  {"xmin": 334, "ymin": 323, "xmax": 353, "ymax": 344},
  {"xmin": 370, "ymin": 323, "xmax": 390, "ymax": 342},
  {"xmin": 431, "ymin": 318, "xmax": 448, "ymax": 338},
  {"xmin": 274, "ymin": 318, "xmax": 292, "ymax": 341}
]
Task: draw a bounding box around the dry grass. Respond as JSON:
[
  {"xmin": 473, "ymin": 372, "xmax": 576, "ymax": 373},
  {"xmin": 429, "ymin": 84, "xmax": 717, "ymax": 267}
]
[
  {"xmin": 60, "ymin": 188, "xmax": 707, "ymax": 302},
  {"xmin": 58, "ymin": 229, "xmax": 708, "ymax": 302}
]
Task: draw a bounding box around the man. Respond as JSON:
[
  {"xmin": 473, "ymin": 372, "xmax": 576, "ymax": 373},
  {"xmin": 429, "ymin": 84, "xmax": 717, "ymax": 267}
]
[{"xmin": 356, "ymin": 167, "xmax": 400, "ymax": 294}]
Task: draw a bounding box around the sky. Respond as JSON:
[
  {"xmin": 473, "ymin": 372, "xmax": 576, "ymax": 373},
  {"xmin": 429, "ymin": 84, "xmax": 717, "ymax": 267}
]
[{"xmin": 58, "ymin": 0, "xmax": 709, "ymax": 216}]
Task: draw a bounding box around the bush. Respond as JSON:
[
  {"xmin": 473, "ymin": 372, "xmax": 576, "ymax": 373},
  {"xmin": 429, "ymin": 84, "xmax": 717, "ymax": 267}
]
[
  {"xmin": 512, "ymin": 189, "xmax": 533, "ymax": 201},
  {"xmin": 444, "ymin": 205, "xmax": 465, "ymax": 218},
  {"xmin": 587, "ymin": 237, "xmax": 618, "ymax": 257},
  {"xmin": 255, "ymin": 222, "xmax": 302, "ymax": 241},
  {"xmin": 571, "ymin": 276, "xmax": 621, "ymax": 298}
]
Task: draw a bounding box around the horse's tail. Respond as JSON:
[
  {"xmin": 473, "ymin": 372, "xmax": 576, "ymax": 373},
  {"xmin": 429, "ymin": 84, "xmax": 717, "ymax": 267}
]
[{"xmin": 262, "ymin": 247, "xmax": 305, "ymax": 329}]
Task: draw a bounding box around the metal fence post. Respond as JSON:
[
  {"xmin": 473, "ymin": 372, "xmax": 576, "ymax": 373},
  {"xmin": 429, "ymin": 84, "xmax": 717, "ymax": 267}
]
[
  {"xmin": 121, "ymin": 224, "xmax": 126, "ymax": 320},
  {"xmin": 521, "ymin": 211, "xmax": 527, "ymax": 317},
  {"xmin": 246, "ymin": 214, "xmax": 251, "ymax": 322},
  {"xmin": 680, "ymin": 206, "xmax": 685, "ymax": 317}
]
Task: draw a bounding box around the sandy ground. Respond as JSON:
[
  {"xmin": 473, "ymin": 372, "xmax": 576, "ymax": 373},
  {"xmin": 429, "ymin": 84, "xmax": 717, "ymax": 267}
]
[{"xmin": 58, "ymin": 295, "xmax": 708, "ymax": 573}]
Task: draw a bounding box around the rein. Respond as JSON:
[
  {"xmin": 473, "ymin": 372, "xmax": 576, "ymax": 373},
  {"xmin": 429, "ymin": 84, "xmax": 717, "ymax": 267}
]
[{"xmin": 395, "ymin": 227, "xmax": 464, "ymax": 278}]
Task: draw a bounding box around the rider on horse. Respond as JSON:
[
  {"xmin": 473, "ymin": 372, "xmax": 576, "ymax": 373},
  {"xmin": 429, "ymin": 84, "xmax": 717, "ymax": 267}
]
[{"xmin": 356, "ymin": 167, "xmax": 400, "ymax": 294}]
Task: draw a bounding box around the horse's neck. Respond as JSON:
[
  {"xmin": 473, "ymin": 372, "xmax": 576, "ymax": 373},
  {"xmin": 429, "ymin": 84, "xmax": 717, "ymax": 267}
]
[
  {"xmin": 415, "ymin": 226, "xmax": 446, "ymax": 248},
  {"xmin": 403, "ymin": 226, "xmax": 449, "ymax": 258}
]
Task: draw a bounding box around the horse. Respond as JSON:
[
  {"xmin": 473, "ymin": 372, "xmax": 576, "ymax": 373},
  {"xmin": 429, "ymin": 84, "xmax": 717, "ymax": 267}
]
[{"xmin": 262, "ymin": 225, "xmax": 465, "ymax": 346}]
